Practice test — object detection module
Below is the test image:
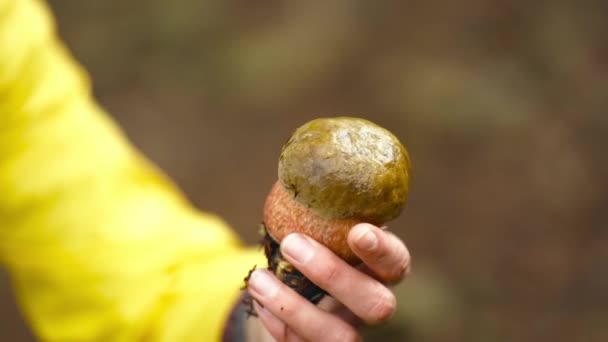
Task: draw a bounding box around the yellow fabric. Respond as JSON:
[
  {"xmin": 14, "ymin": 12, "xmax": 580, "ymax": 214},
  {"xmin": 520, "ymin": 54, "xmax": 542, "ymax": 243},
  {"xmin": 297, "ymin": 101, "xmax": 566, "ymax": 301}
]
[{"xmin": 0, "ymin": 0, "xmax": 265, "ymax": 340}]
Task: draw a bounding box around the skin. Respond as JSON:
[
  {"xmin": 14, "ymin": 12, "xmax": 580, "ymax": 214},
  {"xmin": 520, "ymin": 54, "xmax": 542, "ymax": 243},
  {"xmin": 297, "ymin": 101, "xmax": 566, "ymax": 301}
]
[{"xmin": 246, "ymin": 223, "xmax": 411, "ymax": 342}]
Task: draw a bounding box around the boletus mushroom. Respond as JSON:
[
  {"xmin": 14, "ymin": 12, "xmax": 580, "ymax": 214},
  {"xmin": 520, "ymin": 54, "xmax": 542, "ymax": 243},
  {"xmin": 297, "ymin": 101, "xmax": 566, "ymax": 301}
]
[{"xmin": 245, "ymin": 117, "xmax": 411, "ymax": 309}]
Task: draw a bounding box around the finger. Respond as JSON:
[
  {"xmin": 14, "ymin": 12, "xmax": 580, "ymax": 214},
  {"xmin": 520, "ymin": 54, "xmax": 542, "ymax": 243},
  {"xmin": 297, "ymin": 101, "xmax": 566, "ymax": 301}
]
[
  {"xmin": 281, "ymin": 234, "xmax": 397, "ymax": 325},
  {"xmin": 253, "ymin": 300, "xmax": 289, "ymax": 341},
  {"xmin": 318, "ymin": 297, "xmax": 363, "ymax": 327},
  {"xmin": 247, "ymin": 269, "xmax": 360, "ymax": 342},
  {"xmin": 253, "ymin": 301, "xmax": 307, "ymax": 342},
  {"xmin": 348, "ymin": 223, "xmax": 411, "ymax": 284}
]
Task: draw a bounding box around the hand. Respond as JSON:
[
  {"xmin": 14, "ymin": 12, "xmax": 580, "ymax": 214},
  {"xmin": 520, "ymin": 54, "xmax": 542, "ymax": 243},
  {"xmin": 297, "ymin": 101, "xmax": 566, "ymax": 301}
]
[{"xmin": 246, "ymin": 223, "xmax": 411, "ymax": 342}]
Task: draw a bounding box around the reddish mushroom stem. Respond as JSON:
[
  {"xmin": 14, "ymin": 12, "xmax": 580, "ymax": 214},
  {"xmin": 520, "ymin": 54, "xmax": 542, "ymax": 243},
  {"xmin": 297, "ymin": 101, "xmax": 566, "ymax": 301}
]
[{"xmin": 263, "ymin": 181, "xmax": 363, "ymax": 265}]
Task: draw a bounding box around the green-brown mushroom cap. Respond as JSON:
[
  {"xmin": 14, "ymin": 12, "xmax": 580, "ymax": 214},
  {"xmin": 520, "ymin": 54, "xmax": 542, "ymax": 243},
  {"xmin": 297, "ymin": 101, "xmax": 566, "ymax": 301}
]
[{"xmin": 278, "ymin": 117, "xmax": 411, "ymax": 223}]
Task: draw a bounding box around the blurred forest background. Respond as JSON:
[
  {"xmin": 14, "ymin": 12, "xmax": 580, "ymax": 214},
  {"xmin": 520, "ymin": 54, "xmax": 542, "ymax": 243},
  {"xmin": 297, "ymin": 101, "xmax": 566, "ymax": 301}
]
[{"xmin": 1, "ymin": 0, "xmax": 607, "ymax": 341}]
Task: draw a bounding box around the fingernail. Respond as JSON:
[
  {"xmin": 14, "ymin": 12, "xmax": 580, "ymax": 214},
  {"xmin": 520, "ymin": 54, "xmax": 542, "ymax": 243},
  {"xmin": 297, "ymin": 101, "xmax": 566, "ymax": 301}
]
[
  {"xmin": 248, "ymin": 269, "xmax": 279, "ymax": 299},
  {"xmin": 354, "ymin": 225, "xmax": 378, "ymax": 251},
  {"xmin": 281, "ymin": 234, "xmax": 315, "ymax": 264}
]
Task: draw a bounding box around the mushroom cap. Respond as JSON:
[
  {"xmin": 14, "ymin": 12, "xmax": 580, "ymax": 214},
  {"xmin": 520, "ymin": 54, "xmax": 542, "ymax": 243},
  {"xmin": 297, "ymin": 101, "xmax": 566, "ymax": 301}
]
[{"xmin": 278, "ymin": 117, "xmax": 411, "ymax": 223}]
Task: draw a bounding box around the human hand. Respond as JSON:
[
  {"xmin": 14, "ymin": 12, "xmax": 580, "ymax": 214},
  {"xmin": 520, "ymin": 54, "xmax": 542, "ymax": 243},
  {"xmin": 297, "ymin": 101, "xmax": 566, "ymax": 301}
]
[{"xmin": 246, "ymin": 223, "xmax": 411, "ymax": 342}]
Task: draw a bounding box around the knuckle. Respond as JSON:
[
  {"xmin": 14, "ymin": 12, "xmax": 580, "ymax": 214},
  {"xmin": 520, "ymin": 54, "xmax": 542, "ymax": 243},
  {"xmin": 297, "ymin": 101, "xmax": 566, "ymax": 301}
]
[
  {"xmin": 366, "ymin": 288, "xmax": 397, "ymax": 324},
  {"xmin": 377, "ymin": 233, "xmax": 411, "ymax": 281},
  {"xmin": 395, "ymin": 248, "xmax": 411, "ymax": 279},
  {"xmin": 373, "ymin": 242, "xmax": 392, "ymax": 263},
  {"xmin": 318, "ymin": 261, "xmax": 342, "ymax": 287},
  {"xmin": 374, "ymin": 233, "xmax": 400, "ymax": 264}
]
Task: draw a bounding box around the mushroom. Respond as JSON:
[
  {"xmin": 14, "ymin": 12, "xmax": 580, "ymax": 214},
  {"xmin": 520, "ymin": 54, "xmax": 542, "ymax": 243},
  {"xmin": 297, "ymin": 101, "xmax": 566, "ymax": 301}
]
[{"xmin": 247, "ymin": 117, "xmax": 411, "ymax": 307}]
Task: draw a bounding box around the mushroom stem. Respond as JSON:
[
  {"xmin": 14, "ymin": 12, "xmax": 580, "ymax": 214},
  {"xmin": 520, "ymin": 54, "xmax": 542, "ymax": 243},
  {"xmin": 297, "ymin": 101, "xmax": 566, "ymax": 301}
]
[{"xmin": 264, "ymin": 181, "xmax": 363, "ymax": 264}]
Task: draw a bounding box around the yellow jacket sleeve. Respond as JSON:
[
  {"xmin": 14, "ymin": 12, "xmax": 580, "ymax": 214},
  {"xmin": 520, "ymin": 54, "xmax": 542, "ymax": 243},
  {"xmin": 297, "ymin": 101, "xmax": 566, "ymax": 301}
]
[{"xmin": 0, "ymin": 0, "xmax": 264, "ymax": 340}]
